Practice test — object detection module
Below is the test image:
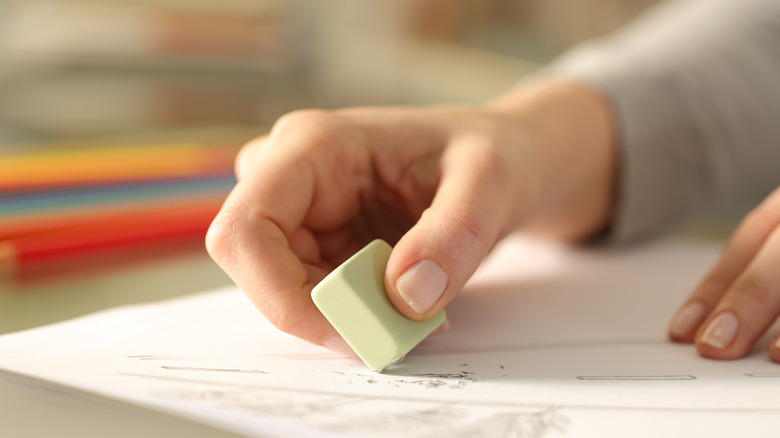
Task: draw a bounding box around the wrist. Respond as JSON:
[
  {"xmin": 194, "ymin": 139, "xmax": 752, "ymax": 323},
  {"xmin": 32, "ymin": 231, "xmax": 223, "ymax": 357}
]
[{"xmin": 487, "ymin": 80, "xmax": 617, "ymax": 241}]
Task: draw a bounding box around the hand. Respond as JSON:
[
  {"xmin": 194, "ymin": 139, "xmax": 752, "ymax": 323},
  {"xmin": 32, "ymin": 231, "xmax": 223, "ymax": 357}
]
[
  {"xmin": 206, "ymin": 81, "xmax": 614, "ymax": 353},
  {"xmin": 669, "ymin": 187, "xmax": 780, "ymax": 363}
]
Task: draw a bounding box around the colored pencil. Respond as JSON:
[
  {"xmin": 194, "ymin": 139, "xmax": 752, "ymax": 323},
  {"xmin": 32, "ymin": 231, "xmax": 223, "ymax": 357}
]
[
  {"xmin": 0, "ymin": 143, "xmax": 239, "ymax": 190},
  {"xmin": 0, "ymin": 196, "xmax": 226, "ymax": 241},
  {"xmin": 0, "ymin": 175, "xmax": 236, "ymax": 218},
  {"xmin": 0, "ymin": 201, "xmax": 220, "ymax": 274}
]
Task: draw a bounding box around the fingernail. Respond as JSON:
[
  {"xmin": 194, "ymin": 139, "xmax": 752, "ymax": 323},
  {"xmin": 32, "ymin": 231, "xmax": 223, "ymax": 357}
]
[
  {"xmin": 396, "ymin": 259, "xmax": 448, "ymax": 315},
  {"xmin": 700, "ymin": 312, "xmax": 739, "ymax": 349},
  {"xmin": 323, "ymin": 335, "xmax": 358, "ymax": 358},
  {"xmin": 669, "ymin": 302, "xmax": 706, "ymax": 338}
]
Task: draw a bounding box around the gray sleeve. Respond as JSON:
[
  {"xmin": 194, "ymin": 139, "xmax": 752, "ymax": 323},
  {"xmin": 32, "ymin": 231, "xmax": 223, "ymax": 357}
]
[{"xmin": 544, "ymin": 0, "xmax": 780, "ymax": 242}]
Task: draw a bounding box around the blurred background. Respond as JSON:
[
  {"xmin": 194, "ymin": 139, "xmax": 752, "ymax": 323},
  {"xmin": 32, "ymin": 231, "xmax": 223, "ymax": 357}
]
[
  {"xmin": 0, "ymin": 0, "xmax": 660, "ymax": 318},
  {"xmin": 0, "ymin": 0, "xmax": 660, "ymax": 143}
]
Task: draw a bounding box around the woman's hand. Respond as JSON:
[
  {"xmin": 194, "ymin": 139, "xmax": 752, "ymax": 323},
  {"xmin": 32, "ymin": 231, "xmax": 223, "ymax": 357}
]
[
  {"xmin": 206, "ymin": 81, "xmax": 614, "ymax": 353},
  {"xmin": 670, "ymin": 187, "xmax": 780, "ymax": 363}
]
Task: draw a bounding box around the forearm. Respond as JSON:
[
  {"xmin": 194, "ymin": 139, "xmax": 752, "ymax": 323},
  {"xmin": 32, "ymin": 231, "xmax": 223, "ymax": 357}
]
[{"xmin": 533, "ymin": 0, "xmax": 780, "ymax": 241}]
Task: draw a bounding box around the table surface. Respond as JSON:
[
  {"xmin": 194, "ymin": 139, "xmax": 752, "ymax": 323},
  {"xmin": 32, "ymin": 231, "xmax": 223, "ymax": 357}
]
[{"xmin": 0, "ymin": 245, "xmax": 235, "ymax": 336}]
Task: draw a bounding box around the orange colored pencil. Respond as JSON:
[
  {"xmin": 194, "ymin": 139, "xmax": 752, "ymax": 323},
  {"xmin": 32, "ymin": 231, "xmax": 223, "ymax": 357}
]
[{"xmin": 0, "ymin": 143, "xmax": 239, "ymax": 190}]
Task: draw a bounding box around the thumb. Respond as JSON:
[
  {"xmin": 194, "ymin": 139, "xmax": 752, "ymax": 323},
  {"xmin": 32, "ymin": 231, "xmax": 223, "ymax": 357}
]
[{"xmin": 384, "ymin": 138, "xmax": 524, "ymax": 320}]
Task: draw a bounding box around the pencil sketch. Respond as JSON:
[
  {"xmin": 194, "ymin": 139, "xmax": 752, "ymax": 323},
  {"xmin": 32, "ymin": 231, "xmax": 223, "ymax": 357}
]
[
  {"xmin": 388, "ymin": 370, "xmax": 481, "ymax": 389},
  {"xmin": 454, "ymin": 408, "xmax": 569, "ymax": 438},
  {"xmin": 161, "ymin": 365, "xmax": 268, "ymax": 375},
  {"xmin": 407, "ymin": 371, "xmax": 479, "ymax": 381},
  {"xmin": 330, "ymin": 371, "xmax": 471, "ymax": 388},
  {"xmin": 323, "ymin": 403, "xmax": 570, "ymax": 438},
  {"xmin": 133, "ymin": 369, "xmax": 571, "ymax": 438},
  {"xmin": 7, "ymin": 239, "xmax": 780, "ymax": 437},
  {"xmin": 744, "ymin": 372, "xmax": 780, "ymax": 378},
  {"xmin": 113, "ymin": 328, "xmax": 780, "ymax": 438},
  {"xmin": 576, "ymin": 375, "xmax": 697, "ymax": 381},
  {"xmin": 127, "ymin": 355, "xmax": 181, "ymax": 360}
]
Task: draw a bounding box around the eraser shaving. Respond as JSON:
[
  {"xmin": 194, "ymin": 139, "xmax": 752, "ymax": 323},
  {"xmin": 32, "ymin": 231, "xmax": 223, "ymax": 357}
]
[{"xmin": 312, "ymin": 239, "xmax": 446, "ymax": 372}]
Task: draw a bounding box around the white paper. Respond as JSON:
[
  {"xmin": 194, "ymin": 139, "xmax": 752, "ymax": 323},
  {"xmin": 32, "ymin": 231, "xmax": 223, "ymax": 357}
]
[{"xmin": 2, "ymin": 235, "xmax": 780, "ymax": 438}]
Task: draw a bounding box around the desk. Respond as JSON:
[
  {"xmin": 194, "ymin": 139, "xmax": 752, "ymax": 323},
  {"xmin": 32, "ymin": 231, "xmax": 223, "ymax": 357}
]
[
  {"xmin": 0, "ymin": 246, "xmax": 234, "ymax": 335},
  {"xmin": 0, "ymin": 245, "xmax": 243, "ymax": 437},
  {"xmin": 4, "ymin": 234, "xmax": 779, "ymax": 438}
]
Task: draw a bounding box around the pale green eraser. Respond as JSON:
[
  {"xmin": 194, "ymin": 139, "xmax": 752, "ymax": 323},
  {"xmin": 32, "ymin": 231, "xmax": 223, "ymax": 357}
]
[{"xmin": 311, "ymin": 239, "xmax": 446, "ymax": 372}]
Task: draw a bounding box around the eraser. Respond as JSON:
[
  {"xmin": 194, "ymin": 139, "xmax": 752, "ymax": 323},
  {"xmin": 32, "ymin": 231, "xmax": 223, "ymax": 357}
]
[{"xmin": 312, "ymin": 239, "xmax": 446, "ymax": 372}]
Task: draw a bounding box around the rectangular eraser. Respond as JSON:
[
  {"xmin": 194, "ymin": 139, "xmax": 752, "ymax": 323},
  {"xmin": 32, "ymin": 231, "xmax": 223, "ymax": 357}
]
[{"xmin": 312, "ymin": 239, "xmax": 446, "ymax": 372}]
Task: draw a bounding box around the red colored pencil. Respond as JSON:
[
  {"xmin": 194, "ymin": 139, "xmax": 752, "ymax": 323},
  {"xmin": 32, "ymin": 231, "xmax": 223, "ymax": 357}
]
[
  {"xmin": 0, "ymin": 196, "xmax": 226, "ymax": 241},
  {"xmin": 0, "ymin": 202, "xmax": 221, "ymax": 274}
]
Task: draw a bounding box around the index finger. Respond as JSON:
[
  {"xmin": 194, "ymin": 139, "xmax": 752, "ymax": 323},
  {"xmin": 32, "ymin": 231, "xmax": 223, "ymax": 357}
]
[
  {"xmin": 206, "ymin": 113, "xmax": 351, "ymax": 348},
  {"xmin": 208, "ymin": 148, "xmax": 329, "ymax": 339}
]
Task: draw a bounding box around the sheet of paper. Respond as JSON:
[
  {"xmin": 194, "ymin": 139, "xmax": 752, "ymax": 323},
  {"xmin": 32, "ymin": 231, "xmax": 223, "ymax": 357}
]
[{"xmin": 1, "ymin": 235, "xmax": 780, "ymax": 438}]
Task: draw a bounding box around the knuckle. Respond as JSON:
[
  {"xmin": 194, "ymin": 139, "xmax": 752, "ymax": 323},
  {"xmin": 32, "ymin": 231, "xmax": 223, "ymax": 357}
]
[
  {"xmin": 741, "ymin": 198, "xmax": 780, "ymax": 232},
  {"xmin": 205, "ymin": 210, "xmax": 238, "ymax": 264},
  {"xmin": 697, "ymin": 274, "xmax": 731, "ymax": 297},
  {"xmin": 270, "ymin": 109, "xmax": 356, "ymax": 158},
  {"xmin": 443, "ymin": 203, "xmax": 488, "ymax": 243},
  {"xmin": 477, "ymin": 140, "xmax": 506, "ymax": 166},
  {"xmin": 729, "ymin": 278, "xmax": 774, "ymax": 308},
  {"xmin": 742, "ymin": 206, "xmax": 769, "ymax": 230},
  {"xmin": 465, "ymin": 136, "xmax": 504, "ymax": 165},
  {"xmin": 466, "ymin": 139, "xmax": 513, "ymax": 188},
  {"xmin": 268, "ymin": 306, "xmax": 297, "ymax": 335},
  {"xmin": 234, "ymin": 147, "xmax": 249, "ymax": 179},
  {"xmin": 235, "ymin": 139, "xmax": 264, "ymax": 179},
  {"xmin": 273, "ymin": 109, "xmax": 338, "ymax": 137}
]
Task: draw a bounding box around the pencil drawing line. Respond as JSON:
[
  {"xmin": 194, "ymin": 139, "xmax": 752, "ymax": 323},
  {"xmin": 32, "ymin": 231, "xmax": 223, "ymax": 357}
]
[
  {"xmin": 399, "ymin": 371, "xmax": 480, "ymax": 387},
  {"xmin": 745, "ymin": 372, "xmax": 780, "ymax": 377},
  {"xmin": 127, "ymin": 355, "xmax": 180, "ymax": 360},
  {"xmin": 394, "ymin": 378, "xmax": 452, "ymax": 389},
  {"xmin": 161, "ymin": 366, "xmax": 268, "ymax": 374},
  {"xmin": 408, "ymin": 371, "xmax": 477, "ymax": 380},
  {"xmin": 576, "ymin": 375, "xmax": 697, "ymax": 381},
  {"xmin": 118, "ymin": 371, "xmax": 780, "ymax": 414},
  {"xmin": 455, "ymin": 407, "xmax": 569, "ymax": 438},
  {"xmin": 315, "ymin": 403, "xmax": 570, "ymax": 438}
]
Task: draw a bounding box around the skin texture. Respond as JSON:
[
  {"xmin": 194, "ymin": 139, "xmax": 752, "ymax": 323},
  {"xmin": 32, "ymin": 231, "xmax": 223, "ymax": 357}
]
[
  {"xmin": 207, "ymin": 78, "xmax": 780, "ymax": 364},
  {"xmin": 206, "ymin": 80, "xmax": 614, "ymax": 351},
  {"xmin": 668, "ymin": 187, "xmax": 780, "ymax": 363}
]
